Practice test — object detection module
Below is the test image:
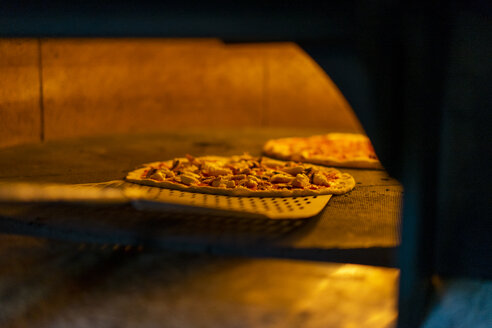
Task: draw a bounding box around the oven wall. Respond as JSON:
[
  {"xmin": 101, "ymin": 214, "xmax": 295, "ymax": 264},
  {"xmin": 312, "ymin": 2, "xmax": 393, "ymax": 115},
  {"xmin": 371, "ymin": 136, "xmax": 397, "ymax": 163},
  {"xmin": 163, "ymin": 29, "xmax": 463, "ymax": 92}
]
[
  {"xmin": 0, "ymin": 39, "xmax": 41, "ymax": 147},
  {"xmin": 0, "ymin": 38, "xmax": 363, "ymax": 148}
]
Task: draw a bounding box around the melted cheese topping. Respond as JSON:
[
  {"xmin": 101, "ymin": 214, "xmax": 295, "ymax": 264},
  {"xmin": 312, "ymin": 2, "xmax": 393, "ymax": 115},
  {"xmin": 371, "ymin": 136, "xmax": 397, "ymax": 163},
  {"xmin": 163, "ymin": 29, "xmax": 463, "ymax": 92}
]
[{"xmin": 142, "ymin": 154, "xmax": 344, "ymax": 191}]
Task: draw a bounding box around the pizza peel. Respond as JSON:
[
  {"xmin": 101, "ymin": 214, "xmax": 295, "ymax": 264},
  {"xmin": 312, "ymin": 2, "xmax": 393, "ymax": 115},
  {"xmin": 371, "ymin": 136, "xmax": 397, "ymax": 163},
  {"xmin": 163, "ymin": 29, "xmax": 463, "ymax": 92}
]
[{"xmin": 0, "ymin": 181, "xmax": 331, "ymax": 220}]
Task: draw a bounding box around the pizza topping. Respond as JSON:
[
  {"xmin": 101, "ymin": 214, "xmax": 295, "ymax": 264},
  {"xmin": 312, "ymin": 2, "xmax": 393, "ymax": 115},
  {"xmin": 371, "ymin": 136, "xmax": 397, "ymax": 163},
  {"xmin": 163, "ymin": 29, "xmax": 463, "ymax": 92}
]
[
  {"xmin": 240, "ymin": 167, "xmax": 252, "ymax": 175},
  {"xmin": 281, "ymin": 166, "xmax": 305, "ymax": 176},
  {"xmin": 130, "ymin": 154, "xmax": 355, "ymax": 195},
  {"xmin": 187, "ymin": 165, "xmax": 200, "ymax": 174},
  {"xmin": 292, "ymin": 173, "xmax": 310, "ymax": 188},
  {"xmin": 211, "ymin": 177, "xmax": 225, "ymax": 187},
  {"xmin": 244, "ymin": 179, "xmax": 258, "ymax": 189},
  {"xmin": 262, "ymin": 159, "xmax": 281, "ymax": 169},
  {"xmin": 145, "ymin": 168, "xmax": 157, "ymax": 178},
  {"xmin": 202, "ymin": 162, "xmax": 232, "ymax": 176},
  {"xmin": 270, "ymin": 174, "xmax": 294, "ymax": 184},
  {"xmin": 149, "ymin": 171, "xmax": 165, "ymax": 181},
  {"xmin": 162, "ymin": 168, "xmax": 175, "ymax": 178},
  {"xmin": 313, "ymin": 173, "xmax": 330, "ymax": 186},
  {"xmin": 180, "ymin": 173, "xmax": 200, "ymax": 185},
  {"xmin": 171, "ymin": 159, "xmax": 182, "ymax": 171}
]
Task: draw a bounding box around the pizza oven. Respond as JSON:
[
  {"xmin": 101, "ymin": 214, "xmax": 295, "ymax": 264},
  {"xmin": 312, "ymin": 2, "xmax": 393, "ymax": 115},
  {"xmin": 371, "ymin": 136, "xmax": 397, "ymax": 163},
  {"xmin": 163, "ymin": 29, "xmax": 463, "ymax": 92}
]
[{"xmin": 0, "ymin": 2, "xmax": 490, "ymax": 327}]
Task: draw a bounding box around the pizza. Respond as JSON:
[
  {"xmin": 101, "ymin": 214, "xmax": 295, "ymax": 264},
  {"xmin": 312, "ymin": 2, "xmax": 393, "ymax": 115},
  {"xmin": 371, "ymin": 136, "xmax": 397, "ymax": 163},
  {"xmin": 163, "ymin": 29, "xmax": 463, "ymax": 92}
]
[
  {"xmin": 126, "ymin": 154, "xmax": 355, "ymax": 197},
  {"xmin": 263, "ymin": 133, "xmax": 382, "ymax": 169}
]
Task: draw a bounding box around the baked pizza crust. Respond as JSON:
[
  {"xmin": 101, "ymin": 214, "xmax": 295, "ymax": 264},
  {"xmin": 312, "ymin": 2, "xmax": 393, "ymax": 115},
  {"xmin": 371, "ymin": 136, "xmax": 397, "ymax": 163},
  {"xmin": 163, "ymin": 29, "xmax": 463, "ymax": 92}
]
[
  {"xmin": 126, "ymin": 155, "xmax": 355, "ymax": 197},
  {"xmin": 263, "ymin": 133, "xmax": 382, "ymax": 169}
]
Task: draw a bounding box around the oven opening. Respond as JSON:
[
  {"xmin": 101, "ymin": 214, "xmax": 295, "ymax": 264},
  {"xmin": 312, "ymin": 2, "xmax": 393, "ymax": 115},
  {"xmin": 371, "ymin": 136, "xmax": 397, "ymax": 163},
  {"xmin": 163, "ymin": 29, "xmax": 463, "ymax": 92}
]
[{"xmin": 0, "ymin": 38, "xmax": 402, "ymax": 327}]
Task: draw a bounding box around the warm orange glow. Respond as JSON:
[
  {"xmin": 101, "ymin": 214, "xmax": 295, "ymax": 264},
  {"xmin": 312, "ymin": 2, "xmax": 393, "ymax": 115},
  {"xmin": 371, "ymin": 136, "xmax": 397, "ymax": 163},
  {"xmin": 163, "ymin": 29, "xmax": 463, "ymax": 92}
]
[
  {"xmin": 195, "ymin": 259, "xmax": 398, "ymax": 327},
  {"xmin": 1, "ymin": 38, "xmax": 363, "ymax": 148}
]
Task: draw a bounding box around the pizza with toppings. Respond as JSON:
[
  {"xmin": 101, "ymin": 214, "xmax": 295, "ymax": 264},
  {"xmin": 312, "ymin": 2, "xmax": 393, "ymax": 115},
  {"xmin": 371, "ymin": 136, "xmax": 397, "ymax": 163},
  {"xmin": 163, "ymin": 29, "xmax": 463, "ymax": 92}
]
[
  {"xmin": 126, "ymin": 154, "xmax": 355, "ymax": 197},
  {"xmin": 263, "ymin": 133, "xmax": 382, "ymax": 169}
]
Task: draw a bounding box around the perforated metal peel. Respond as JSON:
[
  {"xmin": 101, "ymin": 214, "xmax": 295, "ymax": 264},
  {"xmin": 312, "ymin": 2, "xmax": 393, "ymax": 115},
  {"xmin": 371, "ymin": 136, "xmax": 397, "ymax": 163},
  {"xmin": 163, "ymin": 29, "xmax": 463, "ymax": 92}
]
[
  {"xmin": 118, "ymin": 180, "xmax": 331, "ymax": 219},
  {"xmin": 0, "ymin": 180, "xmax": 332, "ymax": 220},
  {"xmin": 124, "ymin": 184, "xmax": 331, "ymax": 219}
]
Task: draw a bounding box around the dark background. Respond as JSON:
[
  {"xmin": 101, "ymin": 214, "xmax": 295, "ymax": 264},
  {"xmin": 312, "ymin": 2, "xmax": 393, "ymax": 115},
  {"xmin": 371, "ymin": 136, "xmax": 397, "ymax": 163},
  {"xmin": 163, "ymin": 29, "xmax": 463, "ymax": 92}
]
[{"xmin": 1, "ymin": 1, "xmax": 491, "ymax": 326}]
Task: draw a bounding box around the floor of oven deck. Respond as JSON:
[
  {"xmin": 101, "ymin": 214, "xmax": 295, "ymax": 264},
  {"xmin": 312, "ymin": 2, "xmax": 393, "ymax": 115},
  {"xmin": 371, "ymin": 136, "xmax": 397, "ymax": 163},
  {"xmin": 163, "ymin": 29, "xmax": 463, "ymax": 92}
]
[
  {"xmin": 0, "ymin": 234, "xmax": 399, "ymax": 328},
  {"xmin": 0, "ymin": 128, "xmax": 402, "ymax": 267}
]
